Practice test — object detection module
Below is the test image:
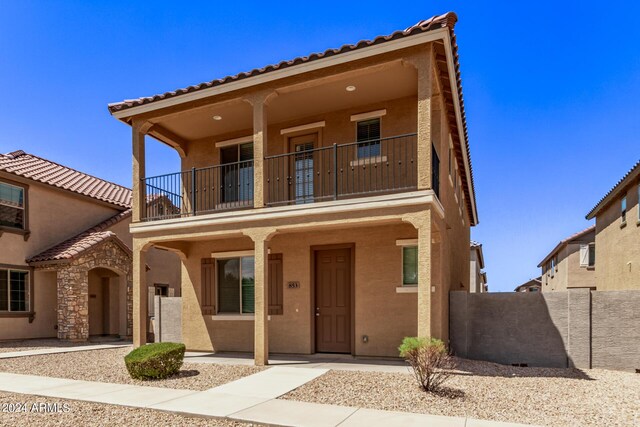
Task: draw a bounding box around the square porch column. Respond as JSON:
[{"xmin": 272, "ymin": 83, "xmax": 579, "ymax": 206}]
[
  {"xmin": 132, "ymin": 241, "xmax": 148, "ymax": 347},
  {"xmin": 417, "ymin": 210, "xmax": 432, "ymax": 338},
  {"xmin": 416, "ymin": 45, "xmax": 434, "ymax": 191},
  {"xmin": 132, "ymin": 121, "xmax": 151, "ymax": 222},
  {"xmin": 246, "ymin": 229, "xmax": 275, "ymax": 365}
]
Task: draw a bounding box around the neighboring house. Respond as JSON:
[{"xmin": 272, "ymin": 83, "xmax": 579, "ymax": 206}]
[
  {"xmin": 0, "ymin": 150, "xmax": 180, "ymax": 341},
  {"xmin": 470, "ymin": 241, "xmax": 488, "ymax": 292},
  {"xmin": 537, "ymin": 226, "xmax": 596, "ymax": 292},
  {"xmin": 108, "ymin": 12, "xmax": 478, "ymax": 364},
  {"xmin": 514, "ymin": 277, "xmax": 542, "ymax": 292},
  {"xmin": 586, "ymin": 160, "xmax": 640, "ymax": 291}
]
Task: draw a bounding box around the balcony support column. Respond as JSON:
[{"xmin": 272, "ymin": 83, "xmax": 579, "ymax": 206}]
[
  {"xmin": 403, "ymin": 210, "xmax": 432, "ymax": 338},
  {"xmin": 132, "ymin": 120, "xmax": 152, "ymax": 222},
  {"xmin": 133, "ymin": 239, "xmax": 149, "ymax": 348},
  {"xmin": 244, "ymin": 228, "xmax": 277, "ymax": 366},
  {"xmin": 403, "ymin": 46, "xmax": 435, "ymax": 191},
  {"xmin": 244, "ymin": 91, "xmax": 277, "ymax": 208}
]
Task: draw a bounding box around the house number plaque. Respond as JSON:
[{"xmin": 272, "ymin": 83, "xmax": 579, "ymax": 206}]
[{"xmin": 287, "ymin": 281, "xmax": 300, "ymax": 289}]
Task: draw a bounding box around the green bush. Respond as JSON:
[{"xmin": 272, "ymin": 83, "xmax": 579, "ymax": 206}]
[
  {"xmin": 399, "ymin": 337, "xmax": 454, "ymax": 392},
  {"xmin": 124, "ymin": 342, "xmax": 186, "ymax": 380}
]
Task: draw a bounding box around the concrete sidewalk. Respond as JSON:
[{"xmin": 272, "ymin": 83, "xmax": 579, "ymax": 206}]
[
  {"xmin": 185, "ymin": 351, "xmax": 411, "ymax": 374},
  {"xmin": 0, "ymin": 370, "xmax": 538, "ymax": 427},
  {"xmin": 0, "ymin": 343, "xmax": 131, "ymax": 359}
]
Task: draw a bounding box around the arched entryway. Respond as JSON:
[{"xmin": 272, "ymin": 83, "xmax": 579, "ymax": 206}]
[{"xmin": 88, "ymin": 267, "xmax": 128, "ymax": 337}]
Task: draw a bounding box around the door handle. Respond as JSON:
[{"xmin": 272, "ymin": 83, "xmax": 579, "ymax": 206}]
[{"xmin": 315, "ymin": 307, "xmax": 320, "ymax": 317}]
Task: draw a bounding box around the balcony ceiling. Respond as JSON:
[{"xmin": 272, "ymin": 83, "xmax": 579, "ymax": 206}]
[{"xmin": 157, "ymin": 61, "xmax": 417, "ymax": 141}]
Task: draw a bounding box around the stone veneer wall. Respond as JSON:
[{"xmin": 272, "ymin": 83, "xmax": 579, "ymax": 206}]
[{"xmin": 56, "ymin": 240, "xmax": 132, "ymax": 341}]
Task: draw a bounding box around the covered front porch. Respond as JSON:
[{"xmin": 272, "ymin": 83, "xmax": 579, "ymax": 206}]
[{"xmin": 131, "ymin": 193, "xmax": 449, "ymax": 365}]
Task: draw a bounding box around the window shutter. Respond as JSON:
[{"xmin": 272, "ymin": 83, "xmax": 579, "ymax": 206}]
[
  {"xmin": 201, "ymin": 258, "xmax": 215, "ymax": 314},
  {"xmin": 268, "ymin": 254, "xmax": 283, "ymax": 315},
  {"xmin": 579, "ymin": 244, "xmax": 589, "ymax": 267}
]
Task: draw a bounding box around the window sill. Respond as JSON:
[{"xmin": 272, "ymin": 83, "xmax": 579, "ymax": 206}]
[
  {"xmin": 636, "ymin": 219, "xmax": 640, "ymax": 227},
  {"xmin": 350, "ymin": 155, "xmax": 387, "ymax": 167},
  {"xmin": 210, "ymin": 314, "xmax": 255, "ymax": 321},
  {"xmin": 0, "ymin": 226, "xmax": 30, "ymax": 241},
  {"xmin": 396, "ymin": 286, "xmax": 418, "ymax": 293},
  {"xmin": 0, "ymin": 311, "xmax": 35, "ymax": 323},
  {"xmin": 620, "ymin": 221, "xmax": 627, "ymax": 229},
  {"xmin": 587, "ymin": 266, "xmax": 595, "ymax": 271}
]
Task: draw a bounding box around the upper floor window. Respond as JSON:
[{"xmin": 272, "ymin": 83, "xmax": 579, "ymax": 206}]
[
  {"xmin": 588, "ymin": 243, "xmax": 596, "ymax": 267},
  {"xmin": 356, "ymin": 118, "xmax": 381, "ymax": 158},
  {"xmin": 0, "ymin": 269, "xmax": 29, "ymax": 312},
  {"xmin": 580, "ymin": 243, "xmax": 595, "ymax": 268},
  {"xmin": 0, "ymin": 182, "xmax": 25, "ymax": 230},
  {"xmin": 621, "ymin": 195, "xmax": 627, "ymax": 224}
]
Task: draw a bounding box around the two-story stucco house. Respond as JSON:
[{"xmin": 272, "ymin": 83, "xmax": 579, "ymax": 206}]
[
  {"xmin": 586, "ymin": 160, "xmax": 640, "ymax": 290},
  {"xmin": 0, "ymin": 150, "xmax": 180, "ymax": 341},
  {"xmin": 537, "ymin": 226, "xmax": 596, "ymax": 292},
  {"xmin": 108, "ymin": 12, "xmax": 478, "ymax": 364}
]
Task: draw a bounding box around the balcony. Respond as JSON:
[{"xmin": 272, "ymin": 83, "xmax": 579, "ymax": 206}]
[{"xmin": 141, "ymin": 133, "xmax": 417, "ymax": 221}]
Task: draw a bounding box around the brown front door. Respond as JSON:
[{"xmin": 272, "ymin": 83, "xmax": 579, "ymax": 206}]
[{"xmin": 315, "ymin": 248, "xmax": 351, "ymax": 353}]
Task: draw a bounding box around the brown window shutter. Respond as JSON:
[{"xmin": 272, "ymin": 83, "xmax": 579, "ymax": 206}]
[
  {"xmin": 201, "ymin": 258, "xmax": 215, "ymax": 314},
  {"xmin": 268, "ymin": 254, "xmax": 283, "ymax": 315}
]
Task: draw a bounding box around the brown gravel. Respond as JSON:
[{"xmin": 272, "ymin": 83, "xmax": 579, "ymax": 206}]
[
  {"xmin": 0, "ymin": 391, "xmax": 254, "ymax": 426},
  {"xmin": 281, "ymin": 358, "xmax": 640, "ymax": 427},
  {"xmin": 0, "ymin": 339, "xmax": 97, "ymax": 353},
  {"xmin": 0, "ymin": 346, "xmax": 263, "ymax": 391}
]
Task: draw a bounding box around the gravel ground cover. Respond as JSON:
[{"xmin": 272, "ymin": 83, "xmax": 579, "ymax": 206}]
[
  {"xmin": 281, "ymin": 358, "xmax": 640, "ymax": 427},
  {"xmin": 0, "ymin": 391, "xmax": 254, "ymax": 426},
  {"xmin": 0, "ymin": 339, "xmax": 98, "ymax": 353},
  {"xmin": 0, "ymin": 347, "xmax": 263, "ymax": 391}
]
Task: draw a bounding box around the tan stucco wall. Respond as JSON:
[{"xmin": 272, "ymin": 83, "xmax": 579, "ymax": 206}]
[
  {"xmin": 1, "ymin": 175, "xmax": 121, "ymax": 267},
  {"xmin": 594, "ymin": 180, "xmax": 640, "ymax": 290},
  {"xmin": 180, "ymin": 223, "xmax": 423, "ymax": 357},
  {"xmin": 541, "ymin": 231, "xmax": 596, "ymax": 292},
  {"xmin": 0, "ymin": 270, "xmax": 57, "ymax": 340},
  {"xmin": 107, "ymin": 218, "xmax": 181, "ymax": 297}
]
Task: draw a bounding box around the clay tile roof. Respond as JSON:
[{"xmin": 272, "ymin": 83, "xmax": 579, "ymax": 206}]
[
  {"xmin": 586, "ymin": 160, "xmax": 640, "ymax": 220},
  {"xmin": 27, "ymin": 210, "xmax": 132, "ymax": 264},
  {"xmin": 107, "ymin": 12, "xmax": 457, "ymax": 114},
  {"xmin": 537, "ymin": 225, "xmax": 596, "ymax": 267},
  {"xmin": 0, "ymin": 150, "xmax": 131, "ymax": 208},
  {"xmin": 106, "ymin": 11, "xmax": 477, "ymax": 224}
]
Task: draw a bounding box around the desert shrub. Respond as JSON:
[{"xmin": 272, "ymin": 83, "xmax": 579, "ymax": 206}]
[
  {"xmin": 124, "ymin": 342, "xmax": 185, "ymax": 380},
  {"xmin": 399, "ymin": 337, "xmax": 455, "ymax": 392}
]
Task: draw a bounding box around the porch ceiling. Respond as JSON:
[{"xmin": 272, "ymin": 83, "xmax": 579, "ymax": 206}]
[{"xmin": 155, "ymin": 61, "xmax": 417, "ymax": 141}]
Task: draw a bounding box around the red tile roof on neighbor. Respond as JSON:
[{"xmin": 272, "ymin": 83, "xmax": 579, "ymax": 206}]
[
  {"xmin": 27, "ymin": 210, "xmax": 132, "ymax": 264},
  {"xmin": 537, "ymin": 225, "xmax": 596, "ymax": 267},
  {"xmin": 0, "ymin": 150, "xmax": 132, "ymax": 209},
  {"xmin": 107, "ymin": 12, "xmax": 458, "ymax": 114},
  {"xmin": 586, "ymin": 159, "xmax": 640, "ymax": 220}
]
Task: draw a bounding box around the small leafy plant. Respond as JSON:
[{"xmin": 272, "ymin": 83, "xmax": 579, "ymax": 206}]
[
  {"xmin": 124, "ymin": 342, "xmax": 185, "ymax": 380},
  {"xmin": 399, "ymin": 337, "xmax": 455, "ymax": 392}
]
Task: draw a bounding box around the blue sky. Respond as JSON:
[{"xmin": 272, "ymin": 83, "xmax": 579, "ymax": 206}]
[{"xmin": 1, "ymin": 1, "xmax": 638, "ymax": 291}]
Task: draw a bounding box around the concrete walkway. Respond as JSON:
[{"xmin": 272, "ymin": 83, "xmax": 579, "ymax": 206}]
[
  {"xmin": 0, "ymin": 369, "xmax": 537, "ymax": 427},
  {"xmin": 0, "ymin": 343, "xmax": 131, "ymax": 359},
  {"xmin": 185, "ymin": 351, "xmax": 411, "ymax": 374}
]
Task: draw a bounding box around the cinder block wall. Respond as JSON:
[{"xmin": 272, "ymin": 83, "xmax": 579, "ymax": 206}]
[{"xmin": 450, "ymin": 289, "xmax": 640, "ymax": 371}]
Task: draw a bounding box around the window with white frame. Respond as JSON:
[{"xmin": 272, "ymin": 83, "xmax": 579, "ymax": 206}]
[
  {"xmin": 621, "ymin": 195, "xmax": 627, "ymax": 223},
  {"xmin": 0, "ymin": 182, "xmax": 25, "ymax": 230},
  {"xmin": 402, "ymin": 246, "xmax": 418, "ymax": 286},
  {"xmin": 0, "ymin": 269, "xmax": 29, "ymax": 312},
  {"xmin": 217, "ymin": 256, "xmax": 254, "ymax": 314},
  {"xmin": 356, "ymin": 118, "xmax": 381, "ymax": 158}
]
